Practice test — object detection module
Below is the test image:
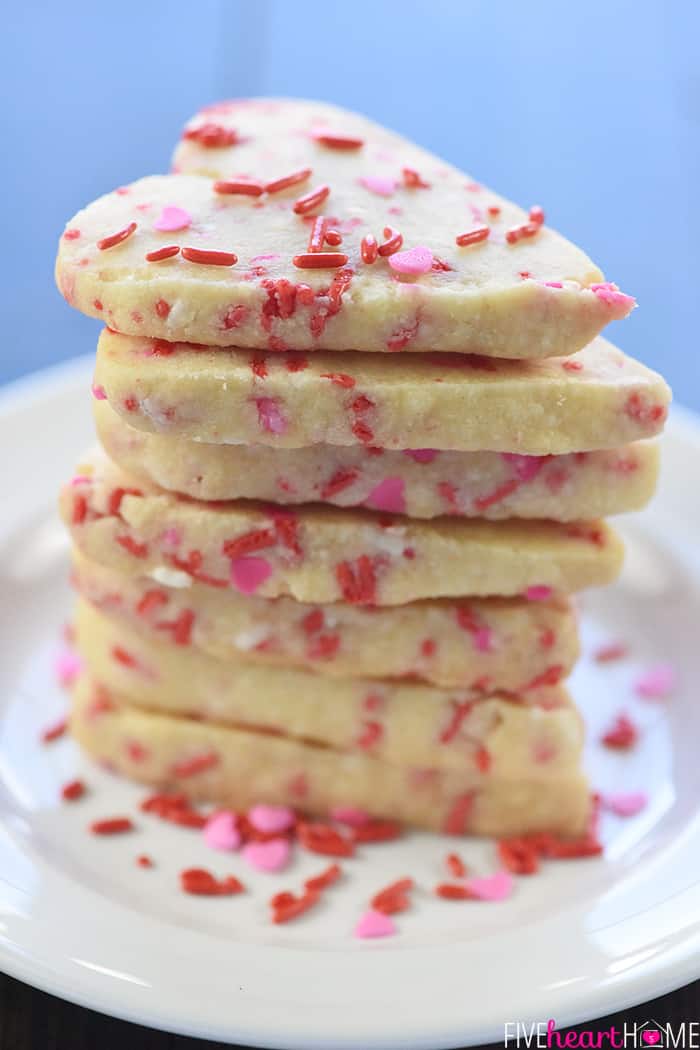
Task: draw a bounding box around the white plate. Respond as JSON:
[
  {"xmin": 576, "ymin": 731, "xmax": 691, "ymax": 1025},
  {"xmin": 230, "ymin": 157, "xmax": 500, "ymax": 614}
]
[{"xmin": 0, "ymin": 357, "xmax": 699, "ymax": 1050}]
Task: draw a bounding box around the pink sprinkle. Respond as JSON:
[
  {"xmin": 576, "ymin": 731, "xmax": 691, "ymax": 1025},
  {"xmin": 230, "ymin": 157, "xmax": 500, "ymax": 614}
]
[
  {"xmin": 153, "ymin": 205, "xmax": 192, "ymax": 232},
  {"xmin": 364, "ymin": 477, "xmax": 406, "ymax": 514},
  {"xmin": 255, "ymin": 397, "xmax": 288, "ymax": 435},
  {"xmin": 388, "ymin": 245, "xmax": 434, "ymax": 275},
  {"xmin": 403, "ymin": 448, "xmax": 438, "ymax": 464},
  {"xmin": 91, "ymin": 383, "xmax": 107, "ymax": 400},
  {"xmin": 70, "ymin": 474, "xmax": 91, "ymax": 487},
  {"xmin": 594, "ymin": 641, "xmax": 628, "ymax": 663},
  {"xmin": 204, "ymin": 810, "xmax": 241, "ymax": 851},
  {"xmin": 463, "ymin": 870, "xmax": 513, "ymax": 902},
  {"xmin": 634, "ymin": 663, "xmax": 677, "ymax": 700},
  {"xmin": 541, "ymin": 281, "xmax": 563, "ymax": 288},
  {"xmin": 54, "ymin": 648, "xmax": 83, "ymax": 688},
  {"xmin": 330, "ymin": 806, "xmax": 370, "ymax": 827},
  {"xmin": 160, "ymin": 527, "xmax": 182, "ymax": 549},
  {"xmin": 603, "ymin": 792, "xmax": 648, "ymax": 818},
  {"xmin": 473, "ymin": 627, "xmax": 493, "ymax": 653},
  {"xmin": 248, "ymin": 803, "xmax": 295, "ymax": 834},
  {"xmin": 242, "ymin": 837, "xmax": 291, "ymax": 873},
  {"xmin": 354, "ymin": 909, "xmax": 397, "ymax": 939},
  {"xmin": 501, "ymin": 452, "xmax": 545, "ymax": 483},
  {"xmin": 230, "ymin": 556, "xmax": 272, "ymax": 594},
  {"xmin": 525, "ymin": 585, "xmax": 552, "ymax": 601},
  {"xmin": 251, "ymin": 254, "xmax": 281, "ymax": 262},
  {"xmin": 358, "ymin": 175, "xmax": 398, "ymax": 197},
  {"xmin": 589, "ymin": 282, "xmax": 636, "ymax": 310}
]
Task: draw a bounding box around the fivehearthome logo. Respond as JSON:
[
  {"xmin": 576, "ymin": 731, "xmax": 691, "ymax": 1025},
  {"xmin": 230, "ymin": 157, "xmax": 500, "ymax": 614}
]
[{"xmin": 504, "ymin": 1019, "xmax": 699, "ymax": 1049}]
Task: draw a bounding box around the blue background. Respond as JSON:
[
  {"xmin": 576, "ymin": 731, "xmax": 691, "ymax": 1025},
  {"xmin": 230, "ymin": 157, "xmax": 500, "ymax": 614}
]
[{"xmin": 2, "ymin": 0, "xmax": 697, "ymax": 405}]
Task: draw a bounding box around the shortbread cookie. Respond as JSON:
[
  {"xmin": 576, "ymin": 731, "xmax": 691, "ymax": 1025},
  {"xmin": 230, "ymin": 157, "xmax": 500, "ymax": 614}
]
[
  {"xmin": 56, "ymin": 99, "xmax": 634, "ymax": 359},
  {"xmin": 72, "ymin": 549, "xmax": 579, "ymax": 690},
  {"xmin": 61, "ymin": 452, "xmax": 624, "ymax": 603},
  {"xmin": 72, "ymin": 676, "xmax": 590, "ymax": 836},
  {"xmin": 74, "ymin": 600, "xmax": 582, "ymax": 776},
  {"xmin": 95, "ymin": 399, "xmax": 659, "ymax": 521},
  {"xmin": 92, "ymin": 328, "xmax": 669, "ymax": 453}
]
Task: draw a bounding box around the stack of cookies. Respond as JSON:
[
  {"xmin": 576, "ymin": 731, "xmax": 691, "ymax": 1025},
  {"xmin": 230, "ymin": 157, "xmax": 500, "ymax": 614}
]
[{"xmin": 56, "ymin": 99, "xmax": 670, "ymax": 839}]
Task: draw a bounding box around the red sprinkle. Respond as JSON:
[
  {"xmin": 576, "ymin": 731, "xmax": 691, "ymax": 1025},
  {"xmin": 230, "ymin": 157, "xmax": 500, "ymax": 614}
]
[
  {"xmin": 72, "ymin": 493, "xmax": 88, "ymax": 525},
  {"xmin": 312, "ymin": 131, "xmax": 364, "ymax": 150},
  {"xmin": 435, "ymin": 883, "xmax": 474, "ymax": 900},
  {"xmin": 402, "ymin": 167, "xmax": 430, "ymax": 189},
  {"xmin": 180, "ymin": 867, "xmax": 244, "ymax": 896},
  {"xmin": 61, "ymin": 779, "xmax": 86, "ymax": 802},
  {"xmin": 271, "ymin": 889, "xmax": 320, "ymax": 923},
  {"xmin": 594, "ymin": 641, "xmax": 628, "ymax": 663},
  {"xmin": 137, "ymin": 854, "xmax": 154, "ymax": 868},
  {"xmin": 498, "ymin": 837, "xmax": 541, "ymax": 875},
  {"xmin": 352, "ymin": 820, "xmax": 402, "ymax": 844},
  {"xmin": 293, "ymin": 184, "xmax": 330, "ymax": 215},
  {"xmin": 297, "ymin": 821, "xmax": 354, "ymax": 857},
  {"xmin": 90, "ymin": 817, "xmax": 134, "ymax": 835},
  {"xmin": 293, "ymin": 251, "xmax": 348, "ymax": 269},
  {"xmin": 335, "ymin": 555, "xmax": 377, "ymax": 605},
  {"xmin": 529, "ymin": 205, "xmax": 545, "ymax": 226},
  {"xmin": 324, "ymin": 229, "xmax": 343, "ymax": 246},
  {"xmin": 265, "ymin": 168, "xmax": 312, "ymax": 195},
  {"xmin": 41, "ymin": 717, "xmax": 68, "ymax": 744},
  {"xmin": 601, "ymin": 713, "xmax": 639, "ymax": 750},
  {"xmin": 446, "ymin": 852, "xmax": 467, "ymax": 878},
  {"xmin": 181, "ymin": 246, "xmax": 237, "ymax": 266},
  {"xmin": 97, "ymin": 222, "xmax": 137, "ymax": 251},
  {"xmin": 308, "ymin": 215, "xmax": 327, "ymax": 253},
  {"xmin": 361, "ymin": 234, "xmax": 379, "ymax": 264},
  {"xmin": 141, "ymin": 791, "xmax": 206, "ymax": 829},
  {"xmin": 171, "ymin": 752, "xmax": 219, "ymax": 778},
  {"xmin": 222, "ymin": 528, "xmax": 276, "ymax": 559},
  {"xmin": 214, "ymin": 179, "xmax": 265, "ymax": 197},
  {"xmin": 183, "ymin": 122, "xmax": 238, "ymax": 148},
  {"xmin": 371, "ymin": 877, "xmax": 413, "ymax": 914},
  {"xmin": 145, "ymin": 244, "xmax": 180, "ymax": 262},
  {"xmin": 116, "ymin": 535, "xmax": 148, "ymax": 559},
  {"xmin": 378, "ymin": 227, "xmax": 403, "ymax": 257},
  {"xmin": 456, "ymin": 225, "xmax": 490, "ymax": 247},
  {"xmin": 320, "ymin": 468, "xmax": 359, "ymax": 498},
  {"xmin": 320, "ymin": 372, "xmax": 355, "ymax": 388},
  {"xmin": 506, "ymin": 222, "xmax": 540, "ymax": 244},
  {"xmin": 304, "ymin": 863, "xmax": 342, "ymax": 892},
  {"xmin": 155, "ymin": 299, "xmax": 171, "ymax": 319}
]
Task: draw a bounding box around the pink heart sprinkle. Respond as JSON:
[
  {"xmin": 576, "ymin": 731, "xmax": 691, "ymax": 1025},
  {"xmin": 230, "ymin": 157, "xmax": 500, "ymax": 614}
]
[
  {"xmin": 473, "ymin": 627, "xmax": 493, "ymax": 653},
  {"xmin": 603, "ymin": 791, "xmax": 648, "ymax": 818},
  {"xmin": 501, "ymin": 452, "xmax": 546, "ymax": 483},
  {"xmin": 203, "ymin": 810, "xmax": 241, "ymax": 851},
  {"xmin": 230, "ymin": 557, "xmax": 272, "ymax": 594},
  {"xmin": 160, "ymin": 526, "xmax": 182, "ymax": 549},
  {"xmin": 330, "ymin": 805, "xmax": 370, "ymax": 827},
  {"xmin": 54, "ymin": 649, "xmax": 83, "ymax": 688},
  {"xmin": 354, "ymin": 909, "xmax": 397, "ymax": 939},
  {"xmin": 642, "ymin": 1033, "xmax": 661, "ymax": 1046},
  {"xmin": 525, "ymin": 585, "xmax": 552, "ymax": 601},
  {"xmin": 358, "ymin": 175, "xmax": 398, "ymax": 197},
  {"xmin": 589, "ymin": 282, "xmax": 636, "ymax": 310},
  {"xmin": 388, "ymin": 246, "xmax": 434, "ymax": 275},
  {"xmin": 364, "ymin": 477, "xmax": 406, "ymax": 514},
  {"xmin": 248, "ymin": 803, "xmax": 295, "ymax": 834},
  {"xmin": 634, "ymin": 663, "xmax": 677, "ymax": 700},
  {"xmin": 242, "ymin": 837, "xmax": 291, "ymax": 873},
  {"xmin": 464, "ymin": 870, "xmax": 513, "ymax": 902},
  {"xmin": 153, "ymin": 205, "xmax": 192, "ymax": 232},
  {"xmin": 255, "ymin": 397, "xmax": 288, "ymax": 435},
  {"xmin": 403, "ymin": 448, "xmax": 438, "ymax": 464}
]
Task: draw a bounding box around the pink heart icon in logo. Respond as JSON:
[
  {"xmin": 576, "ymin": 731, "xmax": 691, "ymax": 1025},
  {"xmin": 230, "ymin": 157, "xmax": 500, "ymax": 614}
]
[{"xmin": 642, "ymin": 1032, "xmax": 661, "ymax": 1045}]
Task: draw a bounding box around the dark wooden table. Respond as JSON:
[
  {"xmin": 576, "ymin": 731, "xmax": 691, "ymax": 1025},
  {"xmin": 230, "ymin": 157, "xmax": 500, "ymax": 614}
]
[{"xmin": 1, "ymin": 972, "xmax": 697, "ymax": 1049}]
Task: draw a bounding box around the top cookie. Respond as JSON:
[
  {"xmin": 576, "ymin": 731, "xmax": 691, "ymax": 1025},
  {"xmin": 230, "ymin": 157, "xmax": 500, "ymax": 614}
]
[{"xmin": 55, "ymin": 98, "xmax": 634, "ymax": 358}]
